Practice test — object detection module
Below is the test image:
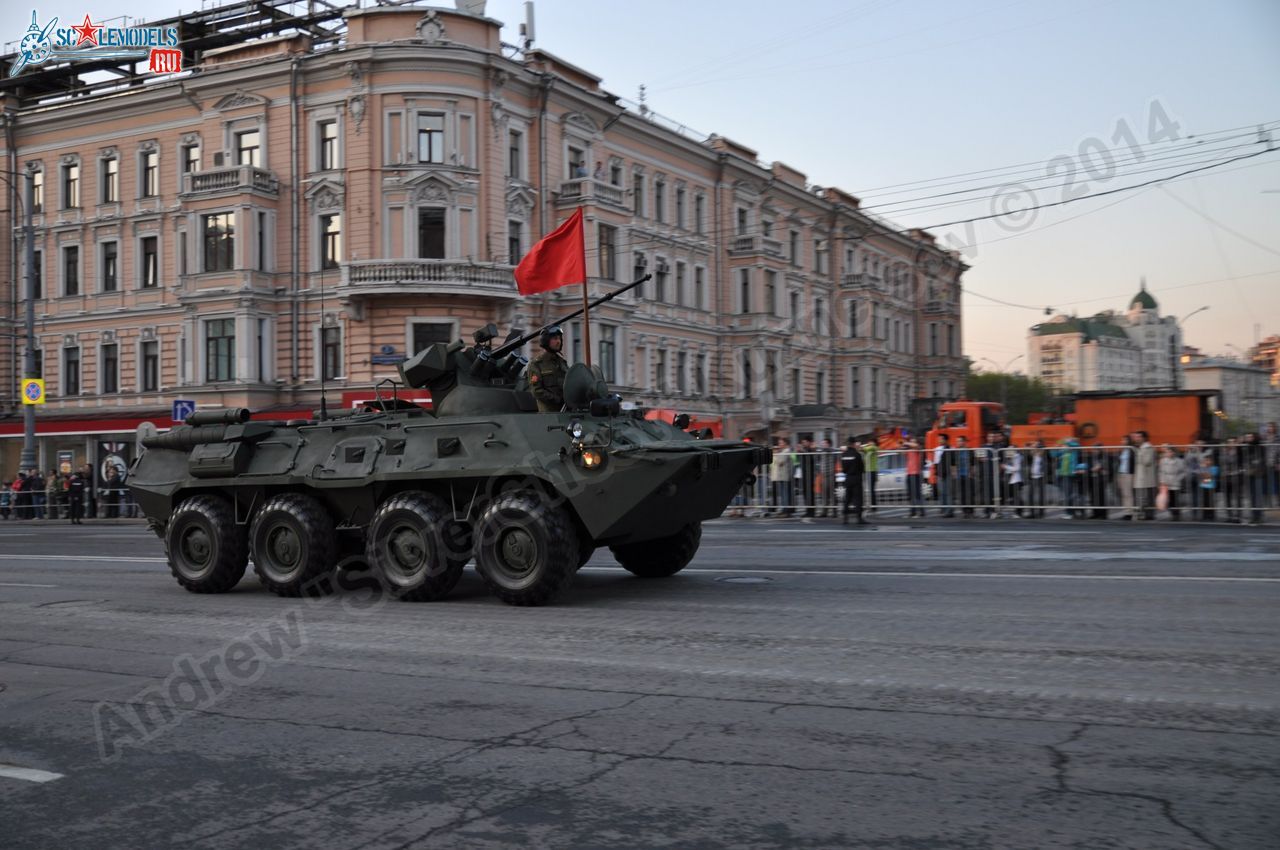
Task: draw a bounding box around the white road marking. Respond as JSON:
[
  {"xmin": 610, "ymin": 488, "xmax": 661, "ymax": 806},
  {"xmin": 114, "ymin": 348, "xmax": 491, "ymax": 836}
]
[
  {"xmin": 0, "ymin": 554, "xmax": 167, "ymax": 562},
  {"xmin": 0, "ymin": 765, "xmax": 64, "ymax": 783},
  {"xmin": 581, "ymin": 566, "xmax": 1280, "ymax": 582},
  {"xmin": 0, "ymin": 582, "xmax": 59, "ymax": 588}
]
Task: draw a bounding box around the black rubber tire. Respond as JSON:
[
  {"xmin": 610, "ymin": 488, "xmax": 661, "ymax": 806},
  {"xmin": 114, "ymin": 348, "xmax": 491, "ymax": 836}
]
[
  {"xmin": 610, "ymin": 523, "xmax": 702, "ymax": 578},
  {"xmin": 250, "ymin": 493, "xmax": 337, "ymax": 597},
  {"xmin": 575, "ymin": 524, "xmax": 595, "ymax": 570},
  {"xmin": 165, "ymin": 494, "xmax": 248, "ymax": 593},
  {"xmin": 366, "ymin": 491, "xmax": 464, "ymax": 602},
  {"xmin": 474, "ymin": 490, "xmax": 579, "ymax": 606}
]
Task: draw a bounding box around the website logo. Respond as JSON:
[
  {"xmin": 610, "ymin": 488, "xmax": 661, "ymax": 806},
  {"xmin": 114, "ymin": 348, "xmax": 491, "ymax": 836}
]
[{"xmin": 10, "ymin": 10, "xmax": 181, "ymax": 77}]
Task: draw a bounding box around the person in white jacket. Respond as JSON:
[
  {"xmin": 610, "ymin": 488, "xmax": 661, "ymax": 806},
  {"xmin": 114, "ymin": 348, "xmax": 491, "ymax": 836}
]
[{"xmin": 1157, "ymin": 444, "xmax": 1185, "ymax": 520}]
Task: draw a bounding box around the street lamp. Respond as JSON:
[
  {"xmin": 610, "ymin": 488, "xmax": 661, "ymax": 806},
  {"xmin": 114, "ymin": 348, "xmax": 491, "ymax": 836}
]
[
  {"xmin": 1172, "ymin": 306, "xmax": 1210, "ymax": 390},
  {"xmin": 978, "ymin": 354, "xmax": 1024, "ymax": 409},
  {"xmin": 0, "ymin": 169, "xmax": 37, "ymax": 472}
]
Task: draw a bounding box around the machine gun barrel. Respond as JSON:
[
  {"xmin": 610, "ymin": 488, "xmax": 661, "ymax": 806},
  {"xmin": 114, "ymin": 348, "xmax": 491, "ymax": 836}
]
[{"xmin": 490, "ymin": 275, "xmax": 651, "ymax": 360}]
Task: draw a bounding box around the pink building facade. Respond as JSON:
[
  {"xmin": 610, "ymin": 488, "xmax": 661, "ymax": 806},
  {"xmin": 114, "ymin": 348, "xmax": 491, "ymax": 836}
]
[{"xmin": 0, "ymin": 3, "xmax": 965, "ymax": 474}]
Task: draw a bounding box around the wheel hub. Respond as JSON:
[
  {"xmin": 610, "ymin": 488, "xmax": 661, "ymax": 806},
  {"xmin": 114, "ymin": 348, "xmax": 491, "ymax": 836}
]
[
  {"xmin": 181, "ymin": 528, "xmax": 212, "ymax": 570},
  {"xmin": 389, "ymin": 525, "xmax": 426, "ymax": 575},
  {"xmin": 267, "ymin": 526, "xmax": 302, "ymax": 572},
  {"xmin": 499, "ymin": 527, "xmax": 537, "ymax": 576}
]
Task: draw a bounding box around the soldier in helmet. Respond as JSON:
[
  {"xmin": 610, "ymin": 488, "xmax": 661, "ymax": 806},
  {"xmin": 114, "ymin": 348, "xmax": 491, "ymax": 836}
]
[{"xmin": 527, "ymin": 325, "xmax": 567, "ymax": 412}]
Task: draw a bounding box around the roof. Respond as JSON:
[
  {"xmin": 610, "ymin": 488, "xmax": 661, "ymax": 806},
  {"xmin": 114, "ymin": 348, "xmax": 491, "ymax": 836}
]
[
  {"xmin": 1033, "ymin": 315, "xmax": 1130, "ymax": 342},
  {"xmin": 1131, "ymin": 282, "xmax": 1158, "ymax": 310}
]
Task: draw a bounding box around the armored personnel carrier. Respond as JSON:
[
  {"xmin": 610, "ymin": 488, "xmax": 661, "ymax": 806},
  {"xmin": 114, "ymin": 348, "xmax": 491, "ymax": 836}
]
[{"xmin": 129, "ymin": 283, "xmax": 768, "ymax": 606}]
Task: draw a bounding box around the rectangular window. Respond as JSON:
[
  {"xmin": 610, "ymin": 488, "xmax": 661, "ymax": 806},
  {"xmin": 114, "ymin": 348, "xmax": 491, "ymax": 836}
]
[
  {"xmin": 789, "ymin": 230, "xmax": 800, "ymax": 267},
  {"xmin": 677, "ymin": 351, "xmax": 688, "ymax": 393},
  {"xmin": 815, "ymin": 239, "xmax": 828, "ymax": 275},
  {"xmin": 739, "ymin": 268, "xmax": 751, "ymax": 314},
  {"xmin": 694, "ymin": 267, "xmax": 706, "ymax": 311},
  {"xmin": 930, "ymin": 323, "xmax": 938, "ymax": 356},
  {"xmin": 764, "ymin": 270, "xmax": 777, "ymax": 316},
  {"xmin": 609, "ymin": 162, "xmax": 622, "ymax": 186},
  {"xmin": 815, "ymin": 370, "xmax": 825, "ymax": 405},
  {"xmin": 141, "ymin": 236, "xmax": 159, "ymax": 288},
  {"xmin": 675, "ymin": 187, "xmax": 686, "ymax": 229},
  {"xmin": 64, "ymin": 347, "xmax": 81, "ymax": 396},
  {"xmin": 417, "ymin": 113, "xmax": 445, "ymax": 164},
  {"xmin": 741, "ymin": 352, "xmax": 753, "ymax": 399},
  {"xmin": 567, "ymin": 146, "xmax": 585, "ymax": 177},
  {"xmin": 202, "ymin": 213, "xmax": 235, "ymax": 272},
  {"xmin": 32, "ymin": 349, "xmax": 43, "ymax": 380},
  {"xmin": 236, "ymin": 130, "xmax": 260, "ymax": 167},
  {"xmin": 597, "ymin": 224, "xmax": 617, "ymax": 280},
  {"xmin": 736, "ymin": 207, "xmax": 748, "ymax": 235},
  {"xmin": 791, "ymin": 367, "xmax": 801, "ymax": 403},
  {"xmin": 418, "ymin": 209, "xmax": 446, "ymax": 259},
  {"xmin": 656, "ymin": 349, "xmax": 667, "ymax": 393},
  {"xmin": 412, "ymin": 321, "xmax": 454, "ymax": 355},
  {"xmin": 31, "ymin": 169, "xmax": 43, "ymax": 213},
  {"xmin": 31, "ymin": 250, "xmax": 42, "ymax": 299},
  {"xmin": 507, "ymin": 130, "xmax": 522, "ymax": 178},
  {"xmin": 948, "ymin": 324, "xmax": 956, "ymax": 356},
  {"xmin": 870, "ymin": 368, "xmax": 879, "ymax": 411},
  {"xmin": 654, "ymin": 263, "xmax": 668, "ymax": 302},
  {"xmin": 318, "ymin": 120, "xmax": 338, "ymax": 171},
  {"xmin": 257, "ymin": 318, "xmax": 268, "ymax": 383},
  {"xmin": 849, "ymin": 300, "xmax": 858, "ymax": 337},
  {"xmin": 141, "ymin": 340, "xmax": 159, "ymax": 392},
  {"xmin": 851, "ymin": 366, "xmax": 861, "ymax": 409},
  {"xmin": 320, "ymin": 213, "xmax": 342, "ymax": 270},
  {"xmin": 675, "ymin": 262, "xmax": 686, "ymax": 307},
  {"xmin": 632, "ymin": 174, "xmax": 645, "ymax": 217},
  {"xmin": 599, "ymin": 325, "xmax": 616, "ymax": 383},
  {"xmin": 654, "ymin": 180, "xmax": 666, "ymax": 224},
  {"xmin": 257, "ymin": 212, "xmax": 268, "ymax": 272},
  {"xmin": 322, "ymin": 326, "xmax": 342, "ymax": 380},
  {"xmin": 205, "ymin": 318, "xmax": 236, "ymax": 382},
  {"xmin": 696, "ymin": 354, "xmax": 706, "ymax": 395},
  {"xmin": 101, "ymin": 158, "xmax": 118, "ymax": 203},
  {"xmin": 507, "ymin": 220, "xmax": 522, "ymax": 264},
  {"xmin": 790, "ymin": 291, "xmax": 801, "ymax": 328},
  {"xmin": 101, "ymin": 241, "xmax": 118, "ymax": 292},
  {"xmin": 63, "ymin": 245, "xmax": 80, "ymax": 296},
  {"xmin": 569, "ymin": 321, "xmax": 582, "ymax": 365},
  {"xmin": 101, "ymin": 343, "xmax": 119, "ymax": 394},
  {"xmin": 141, "ymin": 150, "xmax": 158, "ymax": 197},
  {"xmin": 767, "ymin": 354, "xmax": 778, "ymax": 396},
  {"xmin": 62, "ymin": 163, "xmax": 80, "ymax": 209},
  {"xmin": 182, "ymin": 142, "xmax": 201, "ymax": 174},
  {"xmin": 815, "ymin": 297, "xmax": 826, "ymax": 335},
  {"xmin": 694, "ymin": 194, "xmax": 705, "ymax": 235}
]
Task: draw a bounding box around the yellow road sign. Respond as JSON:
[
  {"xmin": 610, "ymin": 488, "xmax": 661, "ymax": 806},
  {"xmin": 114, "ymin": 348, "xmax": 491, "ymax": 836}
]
[{"xmin": 21, "ymin": 378, "xmax": 45, "ymax": 405}]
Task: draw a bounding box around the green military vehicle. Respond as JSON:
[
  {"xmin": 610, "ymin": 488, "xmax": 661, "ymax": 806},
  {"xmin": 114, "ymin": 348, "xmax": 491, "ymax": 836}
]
[{"xmin": 129, "ymin": 283, "xmax": 768, "ymax": 606}]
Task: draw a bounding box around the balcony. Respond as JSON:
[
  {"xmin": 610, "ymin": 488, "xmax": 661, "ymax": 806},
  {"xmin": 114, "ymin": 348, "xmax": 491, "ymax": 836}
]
[
  {"xmin": 840, "ymin": 273, "xmax": 883, "ymax": 291},
  {"xmin": 340, "ymin": 259, "xmax": 518, "ymax": 300},
  {"xmin": 728, "ymin": 235, "xmax": 785, "ymax": 259},
  {"xmin": 182, "ymin": 166, "xmax": 279, "ymax": 198},
  {"xmin": 556, "ymin": 178, "xmax": 627, "ymax": 209},
  {"xmin": 923, "ymin": 300, "xmax": 956, "ymax": 314}
]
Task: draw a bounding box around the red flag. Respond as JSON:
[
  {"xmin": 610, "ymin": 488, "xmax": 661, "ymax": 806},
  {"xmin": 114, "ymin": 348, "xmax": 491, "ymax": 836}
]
[{"xmin": 514, "ymin": 208, "xmax": 586, "ymax": 296}]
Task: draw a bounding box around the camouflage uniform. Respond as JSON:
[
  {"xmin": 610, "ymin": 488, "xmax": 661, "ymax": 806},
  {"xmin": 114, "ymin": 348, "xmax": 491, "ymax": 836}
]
[{"xmin": 528, "ymin": 350, "xmax": 568, "ymax": 412}]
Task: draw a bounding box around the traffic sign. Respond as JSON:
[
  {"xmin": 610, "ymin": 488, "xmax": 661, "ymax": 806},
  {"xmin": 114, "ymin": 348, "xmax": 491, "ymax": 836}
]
[
  {"xmin": 172, "ymin": 399, "xmax": 197, "ymax": 423},
  {"xmin": 21, "ymin": 378, "xmax": 45, "ymax": 405}
]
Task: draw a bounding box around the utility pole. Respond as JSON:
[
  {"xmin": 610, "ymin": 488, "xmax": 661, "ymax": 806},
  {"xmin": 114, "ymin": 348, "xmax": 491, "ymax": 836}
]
[{"xmin": 15, "ymin": 169, "xmax": 37, "ymax": 472}]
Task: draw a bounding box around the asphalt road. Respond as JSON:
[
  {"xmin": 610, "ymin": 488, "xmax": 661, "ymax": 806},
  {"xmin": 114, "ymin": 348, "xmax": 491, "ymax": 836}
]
[{"xmin": 1, "ymin": 518, "xmax": 1278, "ymax": 849}]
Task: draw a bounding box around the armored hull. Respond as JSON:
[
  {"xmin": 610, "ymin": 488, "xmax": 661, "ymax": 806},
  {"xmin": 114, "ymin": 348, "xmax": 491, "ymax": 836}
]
[{"xmin": 130, "ymin": 368, "xmax": 766, "ymax": 606}]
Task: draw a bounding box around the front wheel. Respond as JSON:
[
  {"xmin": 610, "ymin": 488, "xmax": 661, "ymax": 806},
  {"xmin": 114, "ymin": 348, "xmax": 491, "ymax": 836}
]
[
  {"xmin": 166, "ymin": 494, "xmax": 247, "ymax": 593},
  {"xmin": 610, "ymin": 523, "xmax": 702, "ymax": 578},
  {"xmin": 474, "ymin": 491, "xmax": 579, "ymax": 606},
  {"xmin": 250, "ymin": 493, "xmax": 337, "ymax": 597},
  {"xmin": 366, "ymin": 492, "xmax": 463, "ymax": 601}
]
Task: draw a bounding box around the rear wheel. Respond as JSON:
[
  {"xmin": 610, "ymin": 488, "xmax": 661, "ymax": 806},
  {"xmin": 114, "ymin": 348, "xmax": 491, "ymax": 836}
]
[
  {"xmin": 250, "ymin": 493, "xmax": 336, "ymax": 597},
  {"xmin": 474, "ymin": 491, "xmax": 579, "ymax": 606},
  {"xmin": 610, "ymin": 523, "xmax": 702, "ymax": 578},
  {"xmin": 366, "ymin": 492, "xmax": 463, "ymax": 601},
  {"xmin": 166, "ymin": 495, "xmax": 247, "ymax": 593}
]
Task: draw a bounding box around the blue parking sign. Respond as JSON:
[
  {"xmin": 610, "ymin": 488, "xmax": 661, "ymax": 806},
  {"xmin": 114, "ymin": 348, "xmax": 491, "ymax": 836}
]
[{"xmin": 172, "ymin": 399, "xmax": 197, "ymax": 423}]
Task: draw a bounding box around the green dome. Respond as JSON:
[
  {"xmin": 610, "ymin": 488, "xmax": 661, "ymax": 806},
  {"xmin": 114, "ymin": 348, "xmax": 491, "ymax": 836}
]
[{"xmin": 1131, "ymin": 282, "xmax": 1157, "ymax": 311}]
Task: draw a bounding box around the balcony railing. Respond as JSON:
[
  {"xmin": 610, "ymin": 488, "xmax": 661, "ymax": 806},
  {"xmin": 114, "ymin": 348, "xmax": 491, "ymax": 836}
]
[
  {"xmin": 924, "ymin": 300, "xmax": 956, "ymax": 314},
  {"xmin": 728, "ymin": 235, "xmax": 785, "ymax": 259},
  {"xmin": 556, "ymin": 178, "xmax": 627, "ymax": 208},
  {"xmin": 341, "ymin": 259, "xmax": 517, "ymax": 299},
  {"xmin": 840, "ymin": 273, "xmax": 883, "ymax": 290},
  {"xmin": 183, "ymin": 166, "xmax": 279, "ymax": 197}
]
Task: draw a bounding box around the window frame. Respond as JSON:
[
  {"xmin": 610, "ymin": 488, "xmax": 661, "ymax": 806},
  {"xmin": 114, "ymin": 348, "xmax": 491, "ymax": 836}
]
[
  {"xmin": 317, "ymin": 119, "xmax": 339, "ymax": 171},
  {"xmin": 201, "ymin": 211, "xmax": 236, "ymax": 273},
  {"xmin": 140, "ymin": 339, "xmax": 159, "ymax": 393},
  {"xmin": 139, "ymin": 148, "xmax": 159, "ymax": 198},
  {"xmin": 100, "ymin": 342, "xmax": 119, "ymax": 395},
  {"xmin": 139, "ymin": 234, "xmax": 160, "ymax": 288},
  {"xmin": 61, "ymin": 161, "xmax": 80, "ymax": 209},
  {"xmin": 204, "ymin": 317, "xmax": 237, "ymax": 383},
  {"xmin": 100, "ymin": 240, "xmax": 118, "ymax": 293},
  {"xmin": 63, "ymin": 346, "xmax": 81, "ymax": 396},
  {"xmin": 319, "ymin": 212, "xmax": 342, "ymax": 271},
  {"xmin": 416, "ymin": 112, "xmax": 446, "ymax": 164},
  {"xmin": 100, "ymin": 156, "xmax": 119, "ymax": 204},
  {"xmin": 62, "ymin": 244, "xmax": 80, "ymax": 296}
]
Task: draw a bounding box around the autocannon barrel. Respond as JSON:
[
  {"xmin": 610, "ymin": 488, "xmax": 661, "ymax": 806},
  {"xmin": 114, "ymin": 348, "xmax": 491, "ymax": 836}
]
[
  {"xmin": 185, "ymin": 408, "xmax": 251, "ymax": 426},
  {"xmin": 141, "ymin": 425, "xmax": 231, "ymax": 451}
]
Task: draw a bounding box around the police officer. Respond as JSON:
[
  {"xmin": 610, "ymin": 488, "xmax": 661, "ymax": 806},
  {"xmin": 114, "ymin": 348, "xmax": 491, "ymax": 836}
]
[
  {"xmin": 840, "ymin": 436, "xmax": 867, "ymax": 525},
  {"xmin": 527, "ymin": 325, "xmax": 568, "ymax": 412}
]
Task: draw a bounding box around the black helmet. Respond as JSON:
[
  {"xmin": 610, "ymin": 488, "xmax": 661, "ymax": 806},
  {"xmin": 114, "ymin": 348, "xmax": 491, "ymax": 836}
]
[{"xmin": 539, "ymin": 325, "xmax": 564, "ymax": 349}]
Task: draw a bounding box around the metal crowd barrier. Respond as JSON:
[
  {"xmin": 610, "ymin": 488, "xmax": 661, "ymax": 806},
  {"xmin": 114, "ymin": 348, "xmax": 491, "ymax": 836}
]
[
  {"xmin": 0, "ymin": 485, "xmax": 138, "ymax": 521},
  {"xmin": 729, "ymin": 444, "xmax": 1280, "ymax": 522}
]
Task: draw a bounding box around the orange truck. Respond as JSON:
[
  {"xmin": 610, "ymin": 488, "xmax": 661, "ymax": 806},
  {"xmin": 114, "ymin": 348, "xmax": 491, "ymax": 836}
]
[{"xmin": 925, "ymin": 390, "xmax": 1220, "ymax": 451}]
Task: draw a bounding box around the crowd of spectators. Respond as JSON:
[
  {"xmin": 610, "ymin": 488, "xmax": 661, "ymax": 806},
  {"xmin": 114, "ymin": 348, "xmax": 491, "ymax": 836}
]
[
  {"xmin": 738, "ymin": 421, "xmax": 1279, "ymax": 524},
  {"xmin": 1, "ymin": 464, "xmax": 133, "ymax": 522}
]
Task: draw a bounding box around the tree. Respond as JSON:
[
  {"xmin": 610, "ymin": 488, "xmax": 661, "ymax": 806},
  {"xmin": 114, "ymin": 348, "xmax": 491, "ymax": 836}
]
[{"xmin": 964, "ymin": 372, "xmax": 1056, "ymax": 424}]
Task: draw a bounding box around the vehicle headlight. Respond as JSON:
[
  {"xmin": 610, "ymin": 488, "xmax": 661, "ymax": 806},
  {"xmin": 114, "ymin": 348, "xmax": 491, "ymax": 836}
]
[
  {"xmin": 579, "ymin": 448, "xmax": 606, "ymax": 470},
  {"xmin": 568, "ymin": 420, "xmax": 585, "ymax": 440}
]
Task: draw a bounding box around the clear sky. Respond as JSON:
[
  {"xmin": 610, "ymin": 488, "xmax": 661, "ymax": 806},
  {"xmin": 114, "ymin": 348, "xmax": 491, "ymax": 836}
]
[{"xmin": 20, "ymin": 0, "xmax": 1280, "ymax": 368}]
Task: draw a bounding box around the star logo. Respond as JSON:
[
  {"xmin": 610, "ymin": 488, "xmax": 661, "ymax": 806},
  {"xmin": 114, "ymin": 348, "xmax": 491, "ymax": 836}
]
[{"xmin": 71, "ymin": 14, "xmax": 102, "ymax": 47}]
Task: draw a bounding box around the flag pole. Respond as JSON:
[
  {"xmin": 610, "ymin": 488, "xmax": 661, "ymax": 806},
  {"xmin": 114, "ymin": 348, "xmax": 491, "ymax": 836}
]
[{"xmin": 579, "ymin": 208, "xmax": 592, "ymax": 368}]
